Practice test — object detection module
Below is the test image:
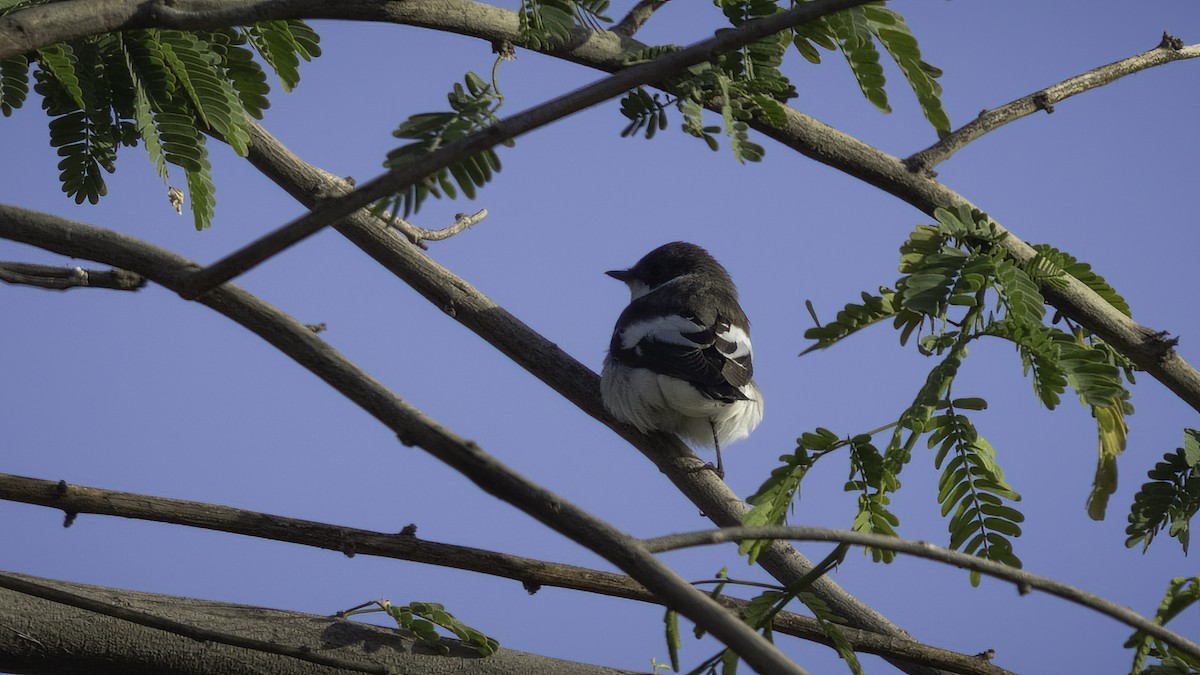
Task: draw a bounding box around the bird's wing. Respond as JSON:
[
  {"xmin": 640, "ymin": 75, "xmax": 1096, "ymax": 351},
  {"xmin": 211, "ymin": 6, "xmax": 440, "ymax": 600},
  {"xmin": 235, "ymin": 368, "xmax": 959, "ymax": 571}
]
[{"xmin": 613, "ymin": 313, "xmax": 753, "ymax": 402}]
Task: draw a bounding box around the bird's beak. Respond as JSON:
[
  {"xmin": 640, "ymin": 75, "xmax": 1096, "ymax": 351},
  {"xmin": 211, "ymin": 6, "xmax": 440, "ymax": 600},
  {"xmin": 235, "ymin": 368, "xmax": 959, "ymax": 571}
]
[{"xmin": 605, "ymin": 269, "xmax": 631, "ymax": 282}]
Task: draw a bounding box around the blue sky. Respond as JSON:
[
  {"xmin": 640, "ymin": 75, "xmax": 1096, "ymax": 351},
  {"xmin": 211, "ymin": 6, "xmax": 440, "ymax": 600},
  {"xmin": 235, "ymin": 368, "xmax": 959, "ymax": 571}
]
[{"xmin": 3, "ymin": 1, "xmax": 1199, "ymax": 673}]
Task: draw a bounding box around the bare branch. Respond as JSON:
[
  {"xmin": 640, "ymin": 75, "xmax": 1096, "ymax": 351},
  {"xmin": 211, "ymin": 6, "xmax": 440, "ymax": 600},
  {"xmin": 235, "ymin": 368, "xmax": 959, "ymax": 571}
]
[
  {"xmin": 0, "ymin": 261, "xmax": 145, "ymax": 291},
  {"xmin": 642, "ymin": 526, "xmax": 1200, "ymax": 662},
  {"xmin": 173, "ymin": 0, "xmax": 869, "ymax": 299},
  {"xmin": 0, "ymin": 204, "xmax": 806, "ymax": 675},
  {"xmin": 905, "ymin": 33, "xmax": 1200, "ymax": 173},
  {"xmin": 386, "ymin": 208, "xmax": 489, "ymax": 249},
  {"xmin": 0, "ymin": 472, "xmax": 1012, "ymax": 675},
  {"xmin": 612, "ymin": 0, "xmax": 672, "ymax": 37},
  {"xmin": 0, "ymin": 571, "xmax": 387, "ymax": 674},
  {"xmin": 0, "ymin": 572, "xmax": 636, "ymax": 675}
]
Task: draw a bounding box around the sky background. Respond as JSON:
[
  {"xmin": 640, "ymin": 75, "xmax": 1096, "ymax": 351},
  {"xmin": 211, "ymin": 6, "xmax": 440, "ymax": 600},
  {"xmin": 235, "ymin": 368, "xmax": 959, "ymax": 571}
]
[{"xmin": 3, "ymin": 1, "xmax": 1199, "ymax": 673}]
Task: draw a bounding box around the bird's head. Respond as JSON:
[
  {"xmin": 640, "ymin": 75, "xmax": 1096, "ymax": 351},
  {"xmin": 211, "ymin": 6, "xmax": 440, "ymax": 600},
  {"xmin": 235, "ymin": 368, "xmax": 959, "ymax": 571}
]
[{"xmin": 606, "ymin": 242, "xmax": 733, "ymax": 301}]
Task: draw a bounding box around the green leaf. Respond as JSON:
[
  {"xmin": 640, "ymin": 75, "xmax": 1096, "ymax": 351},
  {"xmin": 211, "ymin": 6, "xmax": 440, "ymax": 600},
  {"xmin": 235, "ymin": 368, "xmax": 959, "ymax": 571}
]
[
  {"xmin": 862, "ymin": 5, "xmax": 950, "ymax": 136},
  {"xmin": 796, "ymin": 591, "xmax": 864, "ymax": 675},
  {"xmin": 518, "ymin": 0, "xmax": 576, "ymax": 50},
  {"xmin": 153, "ymin": 29, "xmax": 251, "ymax": 156},
  {"xmin": 1086, "ymin": 403, "xmax": 1128, "ymax": 520},
  {"xmin": 246, "ymin": 20, "xmax": 320, "ymax": 92},
  {"xmin": 826, "ymin": 7, "xmax": 889, "ymax": 112},
  {"xmin": 1126, "ymin": 430, "xmax": 1200, "ymax": 554},
  {"xmin": 802, "ymin": 291, "xmax": 897, "ymax": 354},
  {"xmin": 1125, "ymin": 577, "xmax": 1200, "ymax": 673},
  {"xmin": 0, "ymin": 55, "xmax": 30, "ymax": 116},
  {"xmin": 1032, "ymin": 243, "xmax": 1131, "ymax": 317},
  {"xmin": 663, "ymin": 609, "xmax": 680, "ymax": 672}
]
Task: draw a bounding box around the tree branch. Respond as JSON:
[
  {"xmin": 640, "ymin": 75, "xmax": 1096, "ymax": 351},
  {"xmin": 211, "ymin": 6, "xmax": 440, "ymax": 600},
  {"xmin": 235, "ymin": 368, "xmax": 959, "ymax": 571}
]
[
  {"xmin": 0, "ymin": 261, "xmax": 145, "ymax": 291},
  {"xmin": 0, "ymin": 571, "xmax": 388, "ymax": 674},
  {"xmin": 390, "ymin": 208, "xmax": 489, "ymax": 248},
  {"xmin": 641, "ymin": 526, "xmax": 1200, "ymax": 662},
  {"xmin": 612, "ymin": 0, "xmax": 672, "ymax": 37},
  {"xmin": 905, "ymin": 32, "xmax": 1200, "ymax": 173},
  {"xmin": 0, "ymin": 204, "xmax": 806, "ymax": 675},
  {"xmin": 0, "ymin": 572, "xmax": 636, "ymax": 675},
  {"xmin": 0, "ymin": 472, "xmax": 1012, "ymax": 675},
  {"xmin": 170, "ymin": 0, "xmax": 868, "ymax": 299}
]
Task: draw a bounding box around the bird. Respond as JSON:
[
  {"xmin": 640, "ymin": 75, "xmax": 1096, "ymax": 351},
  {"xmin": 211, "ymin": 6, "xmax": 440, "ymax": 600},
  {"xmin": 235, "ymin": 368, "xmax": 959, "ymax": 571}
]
[{"xmin": 600, "ymin": 242, "xmax": 763, "ymax": 477}]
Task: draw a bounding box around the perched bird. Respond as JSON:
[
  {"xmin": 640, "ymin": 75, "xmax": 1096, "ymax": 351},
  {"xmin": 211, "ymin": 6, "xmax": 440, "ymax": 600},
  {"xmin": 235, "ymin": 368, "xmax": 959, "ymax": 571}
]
[{"xmin": 600, "ymin": 242, "xmax": 763, "ymax": 477}]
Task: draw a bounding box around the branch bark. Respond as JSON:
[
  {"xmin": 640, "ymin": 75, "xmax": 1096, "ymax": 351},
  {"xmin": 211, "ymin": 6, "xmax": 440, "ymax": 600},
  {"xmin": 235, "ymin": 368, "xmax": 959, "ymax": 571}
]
[
  {"xmin": 0, "ymin": 261, "xmax": 146, "ymax": 291},
  {"xmin": 0, "ymin": 571, "xmax": 636, "ymax": 675},
  {"xmin": 0, "ymin": 204, "xmax": 806, "ymax": 675},
  {"xmin": 0, "ymin": 472, "xmax": 1012, "ymax": 675}
]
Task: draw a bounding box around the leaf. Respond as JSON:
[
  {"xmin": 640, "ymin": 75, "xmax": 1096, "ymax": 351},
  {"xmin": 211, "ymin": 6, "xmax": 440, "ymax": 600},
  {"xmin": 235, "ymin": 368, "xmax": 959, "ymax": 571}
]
[
  {"xmin": 0, "ymin": 55, "xmax": 30, "ymax": 116},
  {"xmin": 863, "ymin": 5, "xmax": 950, "ymax": 136},
  {"xmin": 1086, "ymin": 403, "xmax": 1128, "ymax": 520},
  {"xmin": 1031, "ymin": 243, "xmax": 1132, "ymax": 317},
  {"xmin": 1125, "ymin": 577, "xmax": 1200, "ymax": 673},
  {"xmin": 663, "ymin": 609, "xmax": 680, "ymax": 672},
  {"xmin": 245, "ymin": 20, "xmax": 320, "ymax": 92},
  {"xmin": 153, "ymin": 29, "xmax": 251, "ymax": 156},
  {"xmin": 1126, "ymin": 430, "xmax": 1200, "ymax": 554},
  {"xmin": 518, "ymin": 0, "xmax": 576, "ymax": 50},
  {"xmin": 826, "ymin": 7, "xmax": 889, "ymax": 112},
  {"xmin": 796, "ymin": 592, "xmax": 863, "ymax": 675},
  {"xmin": 802, "ymin": 291, "xmax": 897, "ymax": 354}
]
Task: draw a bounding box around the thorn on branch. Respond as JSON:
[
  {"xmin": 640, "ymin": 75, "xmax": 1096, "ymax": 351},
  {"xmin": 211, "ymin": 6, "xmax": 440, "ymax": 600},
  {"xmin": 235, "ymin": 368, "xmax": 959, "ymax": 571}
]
[
  {"xmin": 62, "ymin": 511, "xmax": 77, "ymax": 528},
  {"xmin": 974, "ymin": 649, "xmax": 996, "ymax": 661},
  {"xmin": 522, "ymin": 579, "xmax": 543, "ymax": 595},
  {"xmin": 1160, "ymin": 32, "xmax": 1185, "ymax": 50},
  {"xmin": 399, "ymin": 523, "xmax": 417, "ymax": 537},
  {"xmin": 1146, "ymin": 329, "xmax": 1180, "ymax": 359},
  {"xmin": 305, "ymin": 322, "xmax": 327, "ymax": 334}
]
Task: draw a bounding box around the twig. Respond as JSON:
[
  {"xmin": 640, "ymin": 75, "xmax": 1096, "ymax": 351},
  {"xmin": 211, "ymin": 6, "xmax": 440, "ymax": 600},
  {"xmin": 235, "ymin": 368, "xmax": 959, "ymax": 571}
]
[
  {"xmin": 386, "ymin": 208, "xmax": 489, "ymax": 249},
  {"xmin": 642, "ymin": 526, "xmax": 1200, "ymax": 662},
  {"xmin": 0, "ymin": 472, "xmax": 1010, "ymax": 675},
  {"xmin": 0, "ymin": 570, "xmax": 389, "ymax": 674},
  {"xmin": 612, "ymin": 0, "xmax": 671, "ymax": 37},
  {"xmin": 0, "ymin": 261, "xmax": 145, "ymax": 291},
  {"xmin": 0, "ymin": 204, "xmax": 806, "ymax": 675},
  {"xmin": 175, "ymin": 0, "xmax": 869, "ymax": 299},
  {"xmin": 905, "ymin": 33, "xmax": 1200, "ymax": 173}
]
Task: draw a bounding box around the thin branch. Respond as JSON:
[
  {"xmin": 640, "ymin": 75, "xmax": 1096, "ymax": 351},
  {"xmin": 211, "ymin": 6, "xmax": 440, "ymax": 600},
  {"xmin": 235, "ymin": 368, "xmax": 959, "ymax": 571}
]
[
  {"xmin": 641, "ymin": 526, "xmax": 1200, "ymax": 662},
  {"xmin": 174, "ymin": 0, "xmax": 868, "ymax": 299},
  {"xmin": 905, "ymin": 33, "xmax": 1200, "ymax": 173},
  {"xmin": 0, "ymin": 204, "xmax": 806, "ymax": 675},
  {"xmin": 612, "ymin": 0, "xmax": 671, "ymax": 37},
  {"xmin": 387, "ymin": 208, "xmax": 489, "ymax": 249},
  {"xmin": 0, "ymin": 261, "xmax": 146, "ymax": 291},
  {"xmin": 0, "ymin": 570, "xmax": 388, "ymax": 674},
  {"xmin": 240, "ymin": 121, "xmax": 950, "ymax": 675},
  {"xmin": 0, "ymin": 472, "xmax": 1012, "ymax": 675}
]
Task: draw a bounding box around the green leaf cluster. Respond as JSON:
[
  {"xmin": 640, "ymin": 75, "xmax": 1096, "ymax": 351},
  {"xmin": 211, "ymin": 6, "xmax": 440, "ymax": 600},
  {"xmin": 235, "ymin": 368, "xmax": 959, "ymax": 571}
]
[
  {"xmin": 4, "ymin": 19, "xmax": 320, "ymax": 229},
  {"xmin": 616, "ymin": 2, "xmax": 946, "ymax": 163},
  {"xmin": 1125, "ymin": 577, "xmax": 1200, "ymax": 674},
  {"xmin": 1127, "ymin": 430, "xmax": 1200, "ymax": 554},
  {"xmin": 517, "ymin": 0, "xmax": 612, "ymax": 50},
  {"xmin": 382, "ymin": 600, "xmax": 500, "ymax": 657},
  {"xmin": 380, "ymin": 72, "xmax": 506, "ymax": 218},
  {"xmin": 795, "ymin": 3, "xmax": 949, "ymax": 136},
  {"xmin": 782, "ymin": 205, "xmax": 1142, "ymax": 574}
]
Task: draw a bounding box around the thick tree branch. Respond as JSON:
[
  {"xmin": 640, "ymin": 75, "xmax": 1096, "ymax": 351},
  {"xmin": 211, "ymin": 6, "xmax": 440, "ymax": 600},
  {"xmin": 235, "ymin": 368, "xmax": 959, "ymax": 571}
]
[
  {"xmin": 0, "ymin": 472, "xmax": 1011, "ymax": 675},
  {"xmin": 0, "ymin": 204, "xmax": 806, "ymax": 675},
  {"xmin": 173, "ymin": 0, "xmax": 867, "ymax": 298},
  {"xmin": 905, "ymin": 33, "xmax": 1200, "ymax": 173},
  {"xmin": 612, "ymin": 0, "xmax": 672, "ymax": 37},
  {"xmin": 0, "ymin": 571, "xmax": 387, "ymax": 674},
  {"xmin": 0, "ymin": 572, "xmax": 635, "ymax": 675},
  {"xmin": 642, "ymin": 526, "xmax": 1200, "ymax": 662},
  {"xmin": 0, "ymin": 261, "xmax": 145, "ymax": 291},
  {"xmin": 240, "ymin": 121, "xmax": 951, "ymax": 675}
]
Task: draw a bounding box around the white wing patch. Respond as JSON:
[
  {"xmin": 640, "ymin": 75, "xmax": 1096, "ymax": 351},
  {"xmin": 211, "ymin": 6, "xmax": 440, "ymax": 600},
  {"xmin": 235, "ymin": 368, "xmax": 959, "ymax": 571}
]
[
  {"xmin": 715, "ymin": 324, "xmax": 753, "ymax": 359},
  {"xmin": 619, "ymin": 315, "xmax": 707, "ymax": 350}
]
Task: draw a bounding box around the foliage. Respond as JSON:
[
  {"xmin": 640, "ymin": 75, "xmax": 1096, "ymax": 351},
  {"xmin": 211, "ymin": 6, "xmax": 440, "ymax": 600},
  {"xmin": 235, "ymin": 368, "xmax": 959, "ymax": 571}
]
[
  {"xmin": 1127, "ymin": 430, "xmax": 1200, "ymax": 554},
  {"xmin": 616, "ymin": 1, "xmax": 947, "ymax": 163},
  {"xmin": 375, "ymin": 599, "xmax": 500, "ymax": 657},
  {"xmin": 378, "ymin": 71, "xmax": 508, "ymax": 218},
  {"xmin": 1125, "ymin": 577, "xmax": 1200, "ymax": 674},
  {"xmin": 745, "ymin": 205, "xmax": 1142, "ymax": 579},
  {"xmin": 517, "ymin": 0, "xmax": 612, "ymax": 50},
  {"xmin": 2, "ymin": 14, "xmax": 321, "ymax": 229}
]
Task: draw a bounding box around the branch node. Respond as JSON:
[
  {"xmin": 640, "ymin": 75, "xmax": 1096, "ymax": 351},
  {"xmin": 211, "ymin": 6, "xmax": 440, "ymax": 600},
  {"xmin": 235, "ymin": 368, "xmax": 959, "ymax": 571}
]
[
  {"xmin": 522, "ymin": 579, "xmax": 543, "ymax": 595},
  {"xmin": 975, "ymin": 649, "xmax": 996, "ymax": 661},
  {"xmin": 1032, "ymin": 92, "xmax": 1055, "ymax": 114},
  {"xmin": 399, "ymin": 523, "xmax": 417, "ymax": 536},
  {"xmin": 1160, "ymin": 31, "xmax": 1185, "ymax": 50},
  {"xmin": 62, "ymin": 511, "xmax": 77, "ymax": 528},
  {"xmin": 1146, "ymin": 330, "xmax": 1180, "ymax": 359}
]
